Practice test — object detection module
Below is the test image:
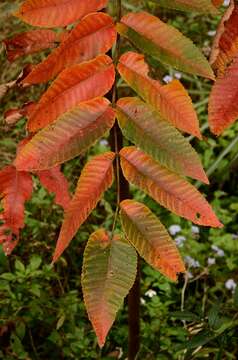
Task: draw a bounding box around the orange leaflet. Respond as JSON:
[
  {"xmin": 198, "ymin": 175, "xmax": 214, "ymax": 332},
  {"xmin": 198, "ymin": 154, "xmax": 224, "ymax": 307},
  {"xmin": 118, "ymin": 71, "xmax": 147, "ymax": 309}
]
[
  {"xmin": 118, "ymin": 51, "xmax": 201, "ymax": 138},
  {"xmin": 22, "ymin": 13, "xmax": 116, "ymax": 84},
  {"xmin": 26, "ymin": 55, "xmax": 115, "ymax": 132},
  {"xmin": 120, "ymin": 199, "xmax": 185, "ymax": 281},
  {"xmin": 120, "ymin": 147, "xmax": 222, "ymax": 228},
  {"xmin": 53, "ymin": 152, "xmax": 115, "ymax": 262},
  {"xmin": 15, "ymin": 0, "xmax": 109, "ymax": 28},
  {"xmin": 0, "ymin": 166, "xmax": 33, "ymax": 255},
  {"xmin": 3, "ymin": 29, "xmax": 57, "ymax": 62}
]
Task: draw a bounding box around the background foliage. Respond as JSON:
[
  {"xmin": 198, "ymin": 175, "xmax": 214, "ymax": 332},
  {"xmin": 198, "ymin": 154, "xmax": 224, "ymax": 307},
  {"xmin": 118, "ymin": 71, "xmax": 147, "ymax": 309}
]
[{"xmin": 0, "ymin": 0, "xmax": 238, "ymax": 359}]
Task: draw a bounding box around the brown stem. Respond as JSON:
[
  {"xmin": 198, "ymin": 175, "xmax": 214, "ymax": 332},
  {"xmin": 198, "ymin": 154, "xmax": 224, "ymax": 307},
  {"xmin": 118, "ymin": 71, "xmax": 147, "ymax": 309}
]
[{"xmin": 109, "ymin": 1, "xmax": 141, "ymax": 357}]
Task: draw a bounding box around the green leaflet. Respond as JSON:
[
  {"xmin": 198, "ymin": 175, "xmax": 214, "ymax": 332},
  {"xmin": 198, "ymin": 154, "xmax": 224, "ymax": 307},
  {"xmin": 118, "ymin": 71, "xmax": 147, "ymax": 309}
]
[{"xmin": 82, "ymin": 229, "xmax": 137, "ymax": 347}]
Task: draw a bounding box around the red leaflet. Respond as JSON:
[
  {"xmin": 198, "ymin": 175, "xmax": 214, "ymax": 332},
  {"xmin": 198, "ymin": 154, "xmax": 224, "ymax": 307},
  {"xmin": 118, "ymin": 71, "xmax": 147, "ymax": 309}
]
[
  {"xmin": 209, "ymin": 56, "xmax": 238, "ymax": 135},
  {"xmin": 22, "ymin": 13, "xmax": 116, "ymax": 84},
  {"xmin": 36, "ymin": 166, "xmax": 71, "ymax": 209},
  {"xmin": 0, "ymin": 166, "xmax": 33, "ymax": 255},
  {"xmin": 26, "ymin": 55, "xmax": 115, "ymax": 132},
  {"xmin": 210, "ymin": 1, "xmax": 238, "ymax": 75},
  {"xmin": 15, "ymin": 0, "xmax": 109, "ymax": 28},
  {"xmin": 3, "ymin": 30, "xmax": 57, "ymax": 62}
]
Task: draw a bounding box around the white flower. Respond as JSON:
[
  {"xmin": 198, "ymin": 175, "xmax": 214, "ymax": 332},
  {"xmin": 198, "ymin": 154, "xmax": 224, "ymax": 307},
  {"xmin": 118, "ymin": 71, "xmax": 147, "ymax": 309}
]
[
  {"xmin": 207, "ymin": 30, "xmax": 216, "ymax": 37},
  {"xmin": 184, "ymin": 256, "xmax": 200, "ymax": 268},
  {"xmin": 140, "ymin": 298, "xmax": 146, "ymax": 305},
  {"xmin": 187, "ymin": 271, "xmax": 193, "ymax": 279},
  {"xmin": 175, "ymin": 235, "xmax": 186, "ymax": 247},
  {"xmin": 169, "ymin": 224, "xmax": 181, "ymax": 236},
  {"xmin": 207, "ymin": 257, "xmax": 216, "ymax": 266},
  {"xmin": 145, "ymin": 289, "xmax": 157, "ymax": 298},
  {"xmin": 211, "ymin": 244, "xmax": 225, "ymax": 257},
  {"xmin": 225, "ymin": 279, "xmax": 237, "ymax": 291},
  {"xmin": 163, "ymin": 75, "xmax": 173, "ymax": 84},
  {"xmin": 99, "ymin": 139, "xmax": 108, "ymax": 146},
  {"xmin": 191, "ymin": 225, "xmax": 200, "ymax": 234},
  {"xmin": 223, "ymin": 0, "xmax": 230, "ymax": 6},
  {"xmin": 174, "ymin": 72, "xmax": 182, "ymax": 80}
]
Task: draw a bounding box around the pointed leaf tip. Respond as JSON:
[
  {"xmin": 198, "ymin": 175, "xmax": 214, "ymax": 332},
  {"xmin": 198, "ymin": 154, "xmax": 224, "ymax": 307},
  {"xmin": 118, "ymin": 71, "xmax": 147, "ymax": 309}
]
[{"xmin": 82, "ymin": 229, "xmax": 137, "ymax": 346}]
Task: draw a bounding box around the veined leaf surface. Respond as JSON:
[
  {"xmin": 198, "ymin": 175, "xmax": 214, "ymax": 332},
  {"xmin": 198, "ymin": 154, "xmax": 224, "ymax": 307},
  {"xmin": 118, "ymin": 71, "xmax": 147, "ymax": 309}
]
[
  {"xmin": 15, "ymin": 0, "xmax": 108, "ymax": 28},
  {"xmin": 53, "ymin": 153, "xmax": 115, "ymax": 262},
  {"xmin": 82, "ymin": 229, "xmax": 137, "ymax": 347},
  {"xmin": 15, "ymin": 98, "xmax": 115, "ymax": 171},
  {"xmin": 3, "ymin": 29, "xmax": 57, "ymax": 62},
  {"xmin": 22, "ymin": 13, "xmax": 116, "ymax": 84},
  {"xmin": 118, "ymin": 52, "xmax": 201, "ymax": 138},
  {"xmin": 120, "ymin": 200, "xmax": 185, "ymax": 281},
  {"xmin": 116, "ymin": 97, "xmax": 208, "ymax": 183},
  {"xmin": 157, "ymin": 0, "xmax": 218, "ymax": 14},
  {"xmin": 117, "ymin": 12, "xmax": 214, "ymax": 79},
  {"xmin": 0, "ymin": 166, "xmax": 33, "ymax": 255},
  {"xmin": 210, "ymin": 1, "xmax": 238, "ymax": 75},
  {"xmin": 26, "ymin": 55, "xmax": 115, "ymax": 132},
  {"xmin": 209, "ymin": 56, "xmax": 238, "ymax": 135},
  {"xmin": 120, "ymin": 147, "xmax": 222, "ymax": 227},
  {"xmin": 36, "ymin": 166, "xmax": 71, "ymax": 209}
]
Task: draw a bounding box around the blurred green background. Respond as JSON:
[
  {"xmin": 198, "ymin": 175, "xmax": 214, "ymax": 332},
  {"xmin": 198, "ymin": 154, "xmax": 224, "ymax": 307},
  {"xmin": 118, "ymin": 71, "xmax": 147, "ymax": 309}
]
[{"xmin": 0, "ymin": 1, "xmax": 238, "ymax": 359}]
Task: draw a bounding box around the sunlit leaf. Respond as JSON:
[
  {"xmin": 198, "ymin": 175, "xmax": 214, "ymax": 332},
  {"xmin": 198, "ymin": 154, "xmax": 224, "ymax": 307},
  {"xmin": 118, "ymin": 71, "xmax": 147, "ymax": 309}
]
[
  {"xmin": 26, "ymin": 55, "xmax": 115, "ymax": 132},
  {"xmin": 120, "ymin": 199, "xmax": 185, "ymax": 281},
  {"xmin": 116, "ymin": 97, "xmax": 208, "ymax": 183},
  {"xmin": 0, "ymin": 166, "xmax": 33, "ymax": 255},
  {"xmin": 118, "ymin": 52, "xmax": 201, "ymax": 138},
  {"xmin": 22, "ymin": 13, "xmax": 116, "ymax": 84},
  {"xmin": 157, "ymin": 0, "xmax": 218, "ymax": 14},
  {"xmin": 15, "ymin": 98, "xmax": 115, "ymax": 171},
  {"xmin": 210, "ymin": 0, "xmax": 238, "ymax": 76},
  {"xmin": 36, "ymin": 166, "xmax": 71, "ymax": 209},
  {"xmin": 82, "ymin": 229, "xmax": 137, "ymax": 347},
  {"xmin": 53, "ymin": 153, "xmax": 115, "ymax": 262},
  {"xmin": 3, "ymin": 29, "xmax": 57, "ymax": 62},
  {"xmin": 120, "ymin": 147, "xmax": 222, "ymax": 227},
  {"xmin": 209, "ymin": 56, "xmax": 238, "ymax": 135},
  {"xmin": 15, "ymin": 0, "xmax": 108, "ymax": 28},
  {"xmin": 117, "ymin": 12, "xmax": 214, "ymax": 79}
]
